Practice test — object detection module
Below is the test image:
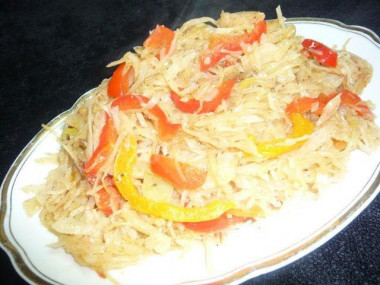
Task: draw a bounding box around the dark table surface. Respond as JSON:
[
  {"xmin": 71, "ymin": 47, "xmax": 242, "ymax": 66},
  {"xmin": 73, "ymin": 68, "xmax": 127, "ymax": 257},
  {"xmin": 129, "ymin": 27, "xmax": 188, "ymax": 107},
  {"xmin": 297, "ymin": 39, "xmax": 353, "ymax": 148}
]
[{"xmin": 1, "ymin": 0, "xmax": 379, "ymax": 284}]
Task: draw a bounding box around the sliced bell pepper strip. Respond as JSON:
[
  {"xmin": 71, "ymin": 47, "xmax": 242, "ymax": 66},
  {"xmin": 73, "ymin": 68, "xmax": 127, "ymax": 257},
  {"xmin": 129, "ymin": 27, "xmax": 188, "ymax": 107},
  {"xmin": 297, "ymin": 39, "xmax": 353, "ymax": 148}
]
[
  {"xmin": 183, "ymin": 205, "xmax": 264, "ymax": 232},
  {"xmin": 113, "ymin": 136, "xmax": 235, "ymax": 222},
  {"xmin": 82, "ymin": 114, "xmax": 120, "ymax": 215},
  {"xmin": 150, "ymin": 154, "xmax": 207, "ymax": 189},
  {"xmin": 286, "ymin": 94, "xmax": 326, "ymax": 117},
  {"xmin": 302, "ymin": 39, "xmax": 338, "ymax": 68},
  {"xmin": 95, "ymin": 188, "xmax": 115, "ymax": 216},
  {"xmin": 107, "ymin": 63, "xmax": 134, "ymax": 98},
  {"xmin": 143, "ymin": 25, "xmax": 175, "ymax": 58},
  {"xmin": 227, "ymin": 205, "xmax": 264, "ymax": 218},
  {"xmin": 170, "ymin": 78, "xmax": 236, "ymax": 113},
  {"xmin": 200, "ymin": 20, "xmax": 266, "ymax": 71},
  {"xmin": 111, "ymin": 95, "xmax": 181, "ymax": 141},
  {"xmin": 255, "ymin": 113, "xmax": 314, "ymax": 158},
  {"xmin": 182, "ymin": 213, "xmax": 249, "ymax": 232},
  {"xmin": 286, "ymin": 90, "xmax": 373, "ymax": 120},
  {"xmin": 84, "ymin": 114, "xmax": 118, "ymax": 180},
  {"xmin": 326, "ymin": 89, "xmax": 374, "ymax": 120},
  {"xmin": 95, "ymin": 176, "xmax": 122, "ymax": 216}
]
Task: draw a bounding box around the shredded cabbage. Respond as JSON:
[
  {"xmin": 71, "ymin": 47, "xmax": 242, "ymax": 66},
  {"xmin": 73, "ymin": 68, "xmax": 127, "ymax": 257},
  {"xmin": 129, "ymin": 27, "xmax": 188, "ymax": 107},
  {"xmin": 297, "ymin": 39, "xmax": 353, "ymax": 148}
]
[{"xmin": 30, "ymin": 9, "xmax": 379, "ymax": 274}]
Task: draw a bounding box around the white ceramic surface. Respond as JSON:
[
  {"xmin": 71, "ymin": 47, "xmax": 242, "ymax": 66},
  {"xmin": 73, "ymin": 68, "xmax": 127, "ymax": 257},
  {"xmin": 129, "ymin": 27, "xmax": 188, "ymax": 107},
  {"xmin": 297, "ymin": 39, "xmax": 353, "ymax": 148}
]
[{"xmin": 1, "ymin": 19, "xmax": 379, "ymax": 285}]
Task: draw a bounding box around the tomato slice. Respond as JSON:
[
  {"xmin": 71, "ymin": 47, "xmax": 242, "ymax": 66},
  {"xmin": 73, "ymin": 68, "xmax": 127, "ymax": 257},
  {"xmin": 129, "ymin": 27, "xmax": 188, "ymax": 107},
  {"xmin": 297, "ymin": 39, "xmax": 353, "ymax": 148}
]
[
  {"xmin": 200, "ymin": 20, "xmax": 266, "ymax": 71},
  {"xmin": 111, "ymin": 95, "xmax": 181, "ymax": 141},
  {"xmin": 170, "ymin": 78, "xmax": 236, "ymax": 113},
  {"xmin": 84, "ymin": 114, "xmax": 118, "ymax": 180},
  {"xmin": 150, "ymin": 154, "xmax": 207, "ymax": 189},
  {"xmin": 182, "ymin": 213, "xmax": 249, "ymax": 232},
  {"xmin": 144, "ymin": 25, "xmax": 175, "ymax": 58},
  {"xmin": 302, "ymin": 39, "xmax": 338, "ymax": 68},
  {"xmin": 107, "ymin": 63, "xmax": 133, "ymax": 98}
]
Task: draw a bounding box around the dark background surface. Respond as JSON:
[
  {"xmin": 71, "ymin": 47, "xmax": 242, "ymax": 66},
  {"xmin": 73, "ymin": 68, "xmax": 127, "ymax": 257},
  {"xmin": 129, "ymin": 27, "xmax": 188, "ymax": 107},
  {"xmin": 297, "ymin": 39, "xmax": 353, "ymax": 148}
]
[{"xmin": 1, "ymin": 0, "xmax": 379, "ymax": 284}]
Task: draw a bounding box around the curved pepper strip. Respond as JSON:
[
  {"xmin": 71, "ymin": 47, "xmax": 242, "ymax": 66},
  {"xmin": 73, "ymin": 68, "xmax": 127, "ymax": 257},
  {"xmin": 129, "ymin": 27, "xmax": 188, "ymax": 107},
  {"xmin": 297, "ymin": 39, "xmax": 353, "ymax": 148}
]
[
  {"xmin": 108, "ymin": 63, "xmax": 134, "ymax": 98},
  {"xmin": 255, "ymin": 113, "xmax": 314, "ymax": 158},
  {"xmin": 183, "ymin": 206, "xmax": 264, "ymax": 232},
  {"xmin": 170, "ymin": 78, "xmax": 236, "ymax": 114},
  {"xmin": 84, "ymin": 114, "xmax": 118, "ymax": 180},
  {"xmin": 182, "ymin": 213, "xmax": 249, "ymax": 232},
  {"xmin": 113, "ymin": 136, "xmax": 235, "ymax": 222},
  {"xmin": 83, "ymin": 114, "xmax": 122, "ymax": 215},
  {"xmin": 112, "ymin": 95, "xmax": 181, "ymax": 141}
]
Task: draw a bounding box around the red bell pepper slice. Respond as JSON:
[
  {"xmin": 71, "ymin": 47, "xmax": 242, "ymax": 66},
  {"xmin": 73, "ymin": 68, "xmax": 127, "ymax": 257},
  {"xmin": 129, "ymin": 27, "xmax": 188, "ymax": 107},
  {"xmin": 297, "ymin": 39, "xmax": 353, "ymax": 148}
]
[
  {"xmin": 111, "ymin": 95, "xmax": 181, "ymax": 141},
  {"xmin": 84, "ymin": 114, "xmax": 118, "ymax": 180},
  {"xmin": 144, "ymin": 25, "xmax": 175, "ymax": 58},
  {"xmin": 82, "ymin": 114, "xmax": 121, "ymax": 216},
  {"xmin": 95, "ymin": 176, "xmax": 122, "ymax": 216},
  {"xmin": 150, "ymin": 154, "xmax": 207, "ymax": 189},
  {"xmin": 182, "ymin": 213, "xmax": 249, "ymax": 232},
  {"xmin": 302, "ymin": 39, "xmax": 338, "ymax": 68},
  {"xmin": 107, "ymin": 62, "xmax": 134, "ymax": 98},
  {"xmin": 326, "ymin": 89, "xmax": 374, "ymax": 120},
  {"xmin": 200, "ymin": 20, "xmax": 266, "ymax": 71},
  {"xmin": 170, "ymin": 78, "xmax": 236, "ymax": 113},
  {"xmin": 286, "ymin": 95, "xmax": 326, "ymax": 117},
  {"xmin": 286, "ymin": 90, "xmax": 373, "ymax": 120}
]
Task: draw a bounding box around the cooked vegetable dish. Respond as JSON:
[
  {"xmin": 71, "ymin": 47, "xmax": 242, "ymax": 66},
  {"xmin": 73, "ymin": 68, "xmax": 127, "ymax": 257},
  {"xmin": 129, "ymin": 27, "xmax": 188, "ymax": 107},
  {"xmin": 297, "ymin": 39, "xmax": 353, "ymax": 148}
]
[{"xmin": 25, "ymin": 8, "xmax": 380, "ymax": 276}]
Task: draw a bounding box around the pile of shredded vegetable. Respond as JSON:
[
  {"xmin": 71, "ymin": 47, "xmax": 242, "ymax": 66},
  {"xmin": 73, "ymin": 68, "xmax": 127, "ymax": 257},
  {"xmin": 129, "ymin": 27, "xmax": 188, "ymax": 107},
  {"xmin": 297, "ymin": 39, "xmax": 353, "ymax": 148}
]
[{"xmin": 24, "ymin": 8, "xmax": 380, "ymax": 275}]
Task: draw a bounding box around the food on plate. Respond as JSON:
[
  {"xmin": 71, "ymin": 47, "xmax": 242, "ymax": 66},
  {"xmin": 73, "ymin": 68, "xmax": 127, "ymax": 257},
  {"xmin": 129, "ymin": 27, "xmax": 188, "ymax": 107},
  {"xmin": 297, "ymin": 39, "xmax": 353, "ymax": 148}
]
[{"xmin": 25, "ymin": 8, "xmax": 379, "ymax": 276}]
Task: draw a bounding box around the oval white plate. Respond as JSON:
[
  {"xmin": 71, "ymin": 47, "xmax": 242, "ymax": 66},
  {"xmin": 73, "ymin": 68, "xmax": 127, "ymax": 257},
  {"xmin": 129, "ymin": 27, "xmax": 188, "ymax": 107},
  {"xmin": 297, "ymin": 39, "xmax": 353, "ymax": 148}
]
[{"xmin": 1, "ymin": 19, "xmax": 380, "ymax": 285}]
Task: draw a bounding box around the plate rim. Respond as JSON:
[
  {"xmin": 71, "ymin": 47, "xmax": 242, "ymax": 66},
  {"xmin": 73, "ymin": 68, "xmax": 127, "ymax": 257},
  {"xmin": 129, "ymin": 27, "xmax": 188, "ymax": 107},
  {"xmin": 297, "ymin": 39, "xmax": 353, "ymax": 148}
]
[{"xmin": 0, "ymin": 17, "xmax": 379, "ymax": 285}]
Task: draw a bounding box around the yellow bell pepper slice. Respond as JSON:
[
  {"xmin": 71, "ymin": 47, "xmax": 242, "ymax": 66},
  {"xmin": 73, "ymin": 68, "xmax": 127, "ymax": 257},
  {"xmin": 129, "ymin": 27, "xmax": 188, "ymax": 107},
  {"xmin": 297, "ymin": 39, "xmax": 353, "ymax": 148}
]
[
  {"xmin": 113, "ymin": 136, "xmax": 235, "ymax": 222},
  {"xmin": 239, "ymin": 77, "xmax": 256, "ymax": 89},
  {"xmin": 227, "ymin": 205, "xmax": 265, "ymax": 218},
  {"xmin": 255, "ymin": 113, "xmax": 314, "ymax": 158}
]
